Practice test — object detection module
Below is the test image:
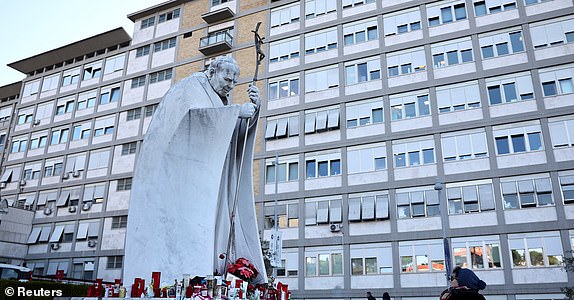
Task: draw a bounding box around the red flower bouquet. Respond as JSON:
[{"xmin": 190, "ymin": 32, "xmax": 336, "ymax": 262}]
[{"xmin": 227, "ymin": 257, "xmax": 259, "ymax": 282}]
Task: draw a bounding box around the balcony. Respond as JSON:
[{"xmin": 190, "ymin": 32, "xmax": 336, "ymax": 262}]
[
  {"xmin": 201, "ymin": 7, "xmax": 235, "ymax": 24},
  {"xmin": 199, "ymin": 31, "xmax": 233, "ymax": 55}
]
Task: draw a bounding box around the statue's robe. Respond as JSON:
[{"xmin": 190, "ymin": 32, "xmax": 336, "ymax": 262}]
[{"xmin": 124, "ymin": 72, "xmax": 266, "ymax": 285}]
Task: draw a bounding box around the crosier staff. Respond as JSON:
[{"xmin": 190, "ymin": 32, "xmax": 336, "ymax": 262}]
[{"xmin": 223, "ymin": 22, "xmax": 265, "ymax": 276}]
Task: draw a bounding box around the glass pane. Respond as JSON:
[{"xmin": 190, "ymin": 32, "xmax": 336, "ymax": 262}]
[
  {"xmin": 447, "ymin": 50, "xmax": 459, "ymax": 65},
  {"xmin": 405, "ymin": 102, "xmax": 416, "ymax": 118},
  {"xmin": 401, "ymin": 256, "xmax": 414, "ymax": 272},
  {"xmin": 504, "ymin": 194, "xmax": 519, "ymax": 209},
  {"xmin": 474, "ymin": 1, "xmax": 487, "ymax": 16},
  {"xmin": 332, "ymin": 253, "xmax": 343, "ymax": 275},
  {"xmin": 416, "ymin": 255, "xmax": 429, "ymax": 271},
  {"xmin": 395, "ymin": 153, "xmax": 406, "ymax": 167},
  {"xmin": 306, "ymin": 160, "xmax": 316, "ymax": 178},
  {"xmin": 306, "ymin": 257, "xmax": 317, "ymax": 276},
  {"xmin": 454, "ymin": 4, "xmax": 467, "ymax": 19},
  {"xmin": 510, "ymin": 32, "xmax": 524, "ymax": 52},
  {"xmin": 559, "ymin": 78, "xmax": 574, "ymax": 94},
  {"xmin": 351, "ymin": 258, "xmax": 363, "ymax": 275},
  {"xmin": 470, "ymin": 246, "xmax": 484, "ymax": 269},
  {"xmin": 542, "ymin": 81, "xmax": 557, "ymax": 96},
  {"xmin": 319, "ymin": 254, "xmax": 330, "ymax": 275},
  {"xmin": 365, "ymin": 257, "xmax": 377, "ymax": 274},
  {"xmin": 441, "ymin": 7, "xmax": 453, "ymax": 23},
  {"xmin": 482, "ymin": 46, "xmax": 494, "ymax": 58},
  {"xmin": 318, "ymin": 161, "xmax": 329, "ymax": 177},
  {"xmin": 418, "ymin": 95, "xmax": 430, "ymax": 115},
  {"xmin": 511, "ymin": 134, "xmax": 526, "ymax": 152},
  {"xmin": 408, "ymin": 151, "xmax": 420, "ymax": 166},
  {"xmin": 454, "ymin": 247, "xmax": 467, "ymax": 267},
  {"xmin": 423, "ymin": 148, "xmax": 435, "ymax": 164},
  {"xmin": 528, "ymin": 132, "xmax": 542, "ymax": 151},
  {"xmin": 529, "ymin": 248, "xmax": 544, "ymax": 266},
  {"xmin": 512, "ymin": 249, "xmax": 526, "ymax": 266},
  {"xmin": 503, "ymin": 83, "xmax": 518, "ymax": 102},
  {"xmin": 496, "ymin": 42, "xmax": 509, "ymax": 56},
  {"xmin": 449, "ymin": 199, "xmax": 463, "ymax": 214},
  {"xmin": 330, "ymin": 160, "xmax": 341, "ymax": 176},
  {"xmin": 461, "ymin": 49, "xmax": 473, "ymax": 62}
]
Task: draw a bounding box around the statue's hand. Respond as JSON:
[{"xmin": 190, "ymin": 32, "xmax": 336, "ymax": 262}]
[
  {"xmin": 248, "ymin": 84, "xmax": 260, "ymax": 109},
  {"xmin": 239, "ymin": 103, "xmax": 257, "ymax": 118}
]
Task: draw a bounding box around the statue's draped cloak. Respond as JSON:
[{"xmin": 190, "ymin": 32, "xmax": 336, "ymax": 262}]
[{"xmin": 124, "ymin": 72, "xmax": 266, "ymax": 285}]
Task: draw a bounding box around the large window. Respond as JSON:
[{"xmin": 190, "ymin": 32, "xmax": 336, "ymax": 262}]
[
  {"xmin": 265, "ymin": 159, "xmax": 298, "ymax": 184},
  {"xmin": 99, "ymin": 86, "xmax": 121, "ymax": 104},
  {"xmin": 494, "ymin": 124, "xmax": 543, "ymax": 155},
  {"xmin": 432, "ymin": 37, "xmax": 474, "ymax": 68},
  {"xmin": 348, "ymin": 193, "xmax": 389, "ymax": 221},
  {"xmin": 393, "ymin": 138, "xmax": 435, "ymax": 168},
  {"xmin": 386, "ymin": 47, "xmax": 427, "ymax": 76},
  {"xmin": 305, "ymin": 199, "xmax": 343, "ymax": 225},
  {"xmin": 305, "ymin": 0, "xmax": 337, "ymax": 19},
  {"xmin": 345, "ymin": 57, "xmax": 381, "ymax": 85},
  {"xmin": 530, "ymin": 18, "xmax": 574, "ymax": 49},
  {"xmin": 104, "ymin": 54, "xmax": 125, "ymax": 75},
  {"xmin": 383, "ymin": 8, "xmax": 422, "ymax": 37},
  {"xmin": 501, "ymin": 176, "xmax": 554, "ymax": 209},
  {"xmin": 390, "ymin": 91, "xmax": 430, "ymax": 120},
  {"xmin": 306, "ymin": 155, "xmax": 341, "ymax": 178},
  {"xmin": 269, "ymin": 39, "xmax": 300, "ymax": 63},
  {"xmin": 538, "ymin": 65, "xmax": 574, "ymax": 97},
  {"xmin": 41, "ymin": 74, "xmax": 60, "ymax": 92},
  {"xmin": 136, "ymin": 45, "xmax": 151, "ymax": 58},
  {"xmin": 158, "ymin": 8, "xmax": 180, "ymax": 23},
  {"xmin": 396, "ymin": 189, "xmax": 440, "ymax": 218},
  {"xmin": 111, "ymin": 216, "xmax": 128, "ymax": 229},
  {"xmin": 305, "ymin": 108, "xmax": 340, "ymax": 134},
  {"xmin": 61, "ymin": 68, "xmax": 80, "ymax": 87},
  {"xmin": 107, "ymin": 256, "xmax": 123, "ymax": 269},
  {"xmin": 343, "ymin": 18, "xmax": 378, "ymax": 46},
  {"xmin": 305, "ymin": 28, "xmax": 338, "ymax": 55},
  {"xmin": 263, "ymin": 202, "xmax": 298, "ymax": 229},
  {"xmin": 271, "ymin": 3, "xmax": 300, "ymax": 28},
  {"xmin": 347, "ymin": 143, "xmax": 386, "ymax": 174},
  {"xmin": 140, "ymin": 16, "xmax": 155, "ymax": 29},
  {"xmin": 473, "ymin": 0, "xmax": 517, "ymax": 16},
  {"xmin": 400, "ymin": 240, "xmax": 445, "ymax": 272},
  {"xmin": 268, "ymin": 75, "xmax": 299, "ymax": 101},
  {"xmin": 266, "ymin": 115, "xmax": 299, "ymax": 140},
  {"xmin": 559, "ymin": 173, "xmax": 574, "ymax": 204},
  {"xmin": 437, "ymin": 81, "xmax": 481, "ymax": 113},
  {"xmin": 346, "ymin": 98, "xmax": 383, "ymax": 128},
  {"xmin": 479, "ymin": 30, "xmax": 525, "ymax": 59},
  {"xmin": 441, "ymin": 130, "xmax": 488, "ymax": 161},
  {"xmin": 305, "ymin": 66, "xmax": 339, "ymax": 93},
  {"xmin": 486, "ymin": 72, "xmax": 534, "ymax": 105},
  {"xmin": 508, "ymin": 231, "xmax": 563, "ymax": 267},
  {"xmin": 427, "ymin": 0, "xmax": 467, "ymax": 27},
  {"xmin": 154, "ymin": 38, "xmax": 176, "ymax": 52},
  {"xmin": 149, "ymin": 69, "xmax": 173, "ymax": 84},
  {"xmin": 446, "ymin": 181, "xmax": 496, "ymax": 214},
  {"xmin": 452, "ymin": 236, "xmax": 502, "ymax": 269},
  {"xmin": 82, "ymin": 61, "xmax": 102, "ymax": 81},
  {"xmin": 548, "ymin": 117, "xmax": 574, "ymax": 148},
  {"xmin": 306, "ymin": 251, "xmax": 343, "ymax": 276},
  {"xmin": 350, "ymin": 243, "xmax": 392, "ymax": 275}
]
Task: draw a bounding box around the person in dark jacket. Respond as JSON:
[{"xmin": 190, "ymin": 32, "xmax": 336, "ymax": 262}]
[
  {"xmin": 440, "ymin": 267, "xmax": 487, "ymax": 300},
  {"xmin": 367, "ymin": 291, "xmax": 376, "ymax": 300},
  {"xmin": 382, "ymin": 292, "xmax": 391, "ymax": 300}
]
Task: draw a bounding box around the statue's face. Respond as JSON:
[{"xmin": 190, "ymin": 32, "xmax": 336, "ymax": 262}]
[{"xmin": 208, "ymin": 63, "xmax": 238, "ymax": 98}]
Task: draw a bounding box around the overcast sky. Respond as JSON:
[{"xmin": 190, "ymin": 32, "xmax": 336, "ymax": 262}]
[{"xmin": 0, "ymin": 0, "xmax": 167, "ymax": 87}]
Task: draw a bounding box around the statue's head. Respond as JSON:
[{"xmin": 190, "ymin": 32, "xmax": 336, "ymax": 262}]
[{"xmin": 206, "ymin": 56, "xmax": 240, "ymax": 98}]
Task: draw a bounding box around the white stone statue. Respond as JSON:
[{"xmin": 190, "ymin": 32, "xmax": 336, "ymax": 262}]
[{"xmin": 124, "ymin": 56, "xmax": 266, "ymax": 285}]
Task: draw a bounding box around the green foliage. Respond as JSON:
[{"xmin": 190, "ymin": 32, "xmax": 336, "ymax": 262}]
[
  {"xmin": 563, "ymin": 250, "xmax": 574, "ymax": 300},
  {"xmin": 0, "ymin": 279, "xmax": 88, "ymax": 300}
]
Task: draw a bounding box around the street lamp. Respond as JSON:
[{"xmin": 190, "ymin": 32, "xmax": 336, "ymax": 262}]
[{"xmin": 434, "ymin": 178, "xmax": 451, "ymax": 287}]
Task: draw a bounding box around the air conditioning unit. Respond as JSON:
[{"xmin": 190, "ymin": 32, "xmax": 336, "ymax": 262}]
[
  {"xmin": 82, "ymin": 202, "xmax": 92, "ymax": 211},
  {"xmin": 329, "ymin": 223, "xmax": 342, "ymax": 232},
  {"xmin": 68, "ymin": 206, "xmax": 77, "ymax": 213},
  {"xmin": 72, "ymin": 171, "xmax": 80, "ymax": 178},
  {"xmin": 33, "ymin": 120, "xmax": 41, "ymax": 126},
  {"xmin": 43, "ymin": 207, "xmax": 53, "ymax": 215},
  {"xmin": 88, "ymin": 240, "xmax": 97, "ymax": 248},
  {"xmin": 51, "ymin": 243, "xmax": 60, "ymax": 250},
  {"xmin": 19, "ymin": 180, "xmax": 26, "ymax": 186}
]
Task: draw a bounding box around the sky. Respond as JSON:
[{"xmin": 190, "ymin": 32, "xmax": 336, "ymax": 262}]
[{"xmin": 0, "ymin": 0, "xmax": 168, "ymax": 87}]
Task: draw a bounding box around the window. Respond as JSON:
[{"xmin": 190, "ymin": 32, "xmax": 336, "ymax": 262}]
[
  {"xmin": 351, "ymin": 257, "xmax": 379, "ymax": 275},
  {"xmin": 117, "ymin": 178, "xmax": 132, "ymax": 191},
  {"xmin": 271, "ymin": 3, "xmax": 300, "ymax": 28},
  {"xmin": 452, "ymin": 236, "xmax": 502, "ymax": 269},
  {"xmin": 268, "ymin": 76, "xmax": 299, "ymax": 101},
  {"xmin": 126, "ymin": 108, "xmax": 142, "ymax": 121},
  {"xmin": 61, "ymin": 68, "xmax": 80, "ymax": 87},
  {"xmin": 486, "ymin": 72, "xmax": 534, "ymax": 105},
  {"xmin": 17, "ymin": 111, "xmax": 33, "ymax": 125},
  {"xmin": 131, "ymin": 76, "xmax": 147, "ymax": 89},
  {"xmin": 44, "ymin": 161, "xmax": 63, "ymax": 177},
  {"xmin": 71, "ymin": 123, "xmax": 90, "ymax": 141},
  {"xmin": 306, "ymin": 155, "xmax": 341, "ymax": 179},
  {"xmin": 396, "ymin": 189, "xmax": 440, "ymax": 219},
  {"xmin": 158, "ymin": 8, "xmax": 180, "ymax": 23},
  {"xmin": 269, "ymin": 39, "xmax": 300, "ymax": 63},
  {"xmin": 501, "ymin": 176, "xmax": 554, "ymax": 209},
  {"xmin": 494, "ymin": 124, "xmax": 544, "ymax": 155},
  {"xmin": 77, "ymin": 91, "xmax": 97, "ymax": 110},
  {"xmin": 305, "ymin": 0, "xmax": 337, "ymax": 19},
  {"xmin": 305, "ymin": 29, "xmax": 337, "ymax": 55},
  {"xmin": 145, "ymin": 104, "xmax": 158, "ymax": 117},
  {"xmin": 82, "ymin": 62, "xmax": 102, "ymax": 81},
  {"xmin": 93, "ymin": 116, "xmax": 115, "ymax": 137},
  {"xmin": 55, "ymin": 99, "xmax": 75, "ymax": 115},
  {"xmin": 480, "ymin": 30, "xmax": 524, "ymax": 59},
  {"xmin": 538, "ymin": 65, "xmax": 574, "ymax": 97},
  {"xmin": 136, "ymin": 45, "xmax": 151, "ymax": 57},
  {"xmin": 41, "ymin": 74, "xmax": 60, "ymax": 92},
  {"xmin": 427, "ymin": 1, "xmax": 467, "ymax": 27},
  {"xmin": 154, "ymin": 38, "xmax": 177, "ymax": 52},
  {"xmin": 305, "ymin": 108, "xmax": 340, "ymax": 134},
  {"xmin": 150, "ymin": 69, "xmax": 173, "ymax": 84},
  {"xmin": 343, "ymin": 19, "xmax": 378, "ymax": 46},
  {"xmin": 442, "ymin": 131, "xmax": 488, "ymax": 161},
  {"xmin": 107, "ymin": 256, "xmax": 123, "ymax": 269},
  {"xmin": 432, "ymin": 38, "xmax": 473, "ymax": 68},
  {"xmin": 474, "ymin": 0, "xmax": 517, "ymax": 16},
  {"xmin": 263, "ymin": 202, "xmax": 298, "ymax": 229},
  {"xmin": 346, "ymin": 99, "xmax": 383, "ymax": 128},
  {"xmin": 347, "ymin": 144, "xmax": 386, "ymax": 174},
  {"xmin": 345, "ymin": 57, "xmax": 381, "ymax": 85},
  {"xmin": 305, "ymin": 199, "xmax": 342, "ymax": 225},
  {"xmin": 111, "ymin": 216, "xmax": 128, "ymax": 229},
  {"xmin": 10, "ymin": 137, "xmax": 28, "ymax": 153},
  {"xmin": 266, "ymin": 160, "xmax": 298, "ymax": 184},
  {"xmin": 348, "ymin": 193, "xmax": 389, "ymax": 221},
  {"xmin": 447, "ymin": 182, "xmax": 496, "ymax": 214},
  {"xmin": 121, "ymin": 142, "xmax": 137, "ymax": 155},
  {"xmin": 265, "ymin": 116, "xmax": 298, "ymax": 140},
  {"xmin": 508, "ymin": 232, "xmax": 563, "ymax": 267},
  {"xmin": 436, "ymin": 81, "xmax": 481, "ymax": 113},
  {"xmin": 22, "ymin": 80, "xmax": 40, "ymax": 97},
  {"xmin": 99, "ymin": 87, "xmax": 121, "ymax": 104},
  {"xmin": 104, "ymin": 54, "xmax": 125, "ymax": 75},
  {"xmin": 530, "ymin": 18, "xmax": 574, "ymax": 49},
  {"xmin": 386, "ymin": 48, "xmax": 427, "ymax": 76},
  {"xmin": 384, "ymin": 9, "xmax": 422, "ymax": 36},
  {"xmin": 400, "ymin": 240, "xmax": 445, "ymax": 273},
  {"xmin": 390, "ymin": 92, "xmax": 430, "ymax": 120},
  {"xmin": 305, "ymin": 66, "xmax": 339, "ymax": 93},
  {"xmin": 549, "ymin": 118, "xmax": 574, "ymax": 149},
  {"xmin": 140, "ymin": 16, "xmax": 155, "ymax": 29},
  {"xmin": 393, "ymin": 138, "xmax": 435, "ymax": 168},
  {"xmin": 201, "ymin": 28, "xmax": 234, "ymax": 48},
  {"xmin": 560, "ymin": 174, "xmax": 574, "ymax": 204},
  {"xmin": 50, "ymin": 128, "xmax": 70, "ymax": 145},
  {"xmin": 343, "ymin": 0, "xmax": 376, "ymax": 9}
]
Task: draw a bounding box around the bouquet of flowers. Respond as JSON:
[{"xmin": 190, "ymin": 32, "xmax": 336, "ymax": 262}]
[{"xmin": 227, "ymin": 257, "xmax": 259, "ymax": 282}]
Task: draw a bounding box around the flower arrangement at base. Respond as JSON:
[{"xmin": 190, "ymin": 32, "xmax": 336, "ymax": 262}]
[{"xmin": 227, "ymin": 257, "xmax": 259, "ymax": 282}]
